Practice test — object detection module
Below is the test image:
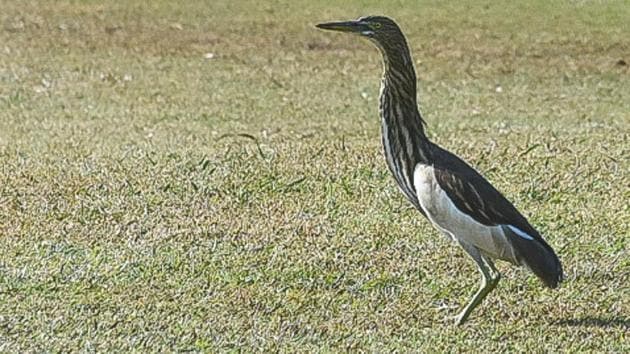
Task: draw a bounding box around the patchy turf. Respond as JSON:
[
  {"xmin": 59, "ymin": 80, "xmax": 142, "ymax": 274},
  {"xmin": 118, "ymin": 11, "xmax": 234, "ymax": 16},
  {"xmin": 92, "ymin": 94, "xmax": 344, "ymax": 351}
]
[{"xmin": 0, "ymin": 0, "xmax": 628, "ymax": 351}]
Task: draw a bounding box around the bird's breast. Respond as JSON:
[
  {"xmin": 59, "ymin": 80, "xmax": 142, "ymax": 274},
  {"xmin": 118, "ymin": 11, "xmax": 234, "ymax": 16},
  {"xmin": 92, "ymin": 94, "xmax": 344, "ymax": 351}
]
[{"xmin": 413, "ymin": 164, "xmax": 519, "ymax": 263}]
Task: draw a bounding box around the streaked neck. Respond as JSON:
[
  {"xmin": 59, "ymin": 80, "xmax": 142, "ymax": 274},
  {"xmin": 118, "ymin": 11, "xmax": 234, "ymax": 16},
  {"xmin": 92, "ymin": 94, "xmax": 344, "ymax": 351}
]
[
  {"xmin": 378, "ymin": 43, "xmax": 431, "ymax": 162},
  {"xmin": 376, "ymin": 40, "xmax": 433, "ymax": 205}
]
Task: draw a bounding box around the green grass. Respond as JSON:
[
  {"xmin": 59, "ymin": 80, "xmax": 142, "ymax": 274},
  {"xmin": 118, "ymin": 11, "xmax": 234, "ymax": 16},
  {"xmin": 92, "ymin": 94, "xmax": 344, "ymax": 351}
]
[{"xmin": 0, "ymin": 0, "xmax": 628, "ymax": 351}]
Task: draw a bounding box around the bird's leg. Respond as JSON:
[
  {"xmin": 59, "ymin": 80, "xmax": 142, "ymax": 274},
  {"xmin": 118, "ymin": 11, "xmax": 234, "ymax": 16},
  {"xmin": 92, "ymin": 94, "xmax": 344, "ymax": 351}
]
[
  {"xmin": 482, "ymin": 255, "xmax": 501, "ymax": 284},
  {"xmin": 454, "ymin": 243, "xmax": 500, "ymax": 325}
]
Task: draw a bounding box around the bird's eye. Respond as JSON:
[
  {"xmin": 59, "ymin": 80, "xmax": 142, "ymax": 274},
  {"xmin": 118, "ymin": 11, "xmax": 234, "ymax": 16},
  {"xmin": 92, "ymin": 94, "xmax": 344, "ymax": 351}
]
[{"xmin": 372, "ymin": 22, "xmax": 382, "ymax": 29}]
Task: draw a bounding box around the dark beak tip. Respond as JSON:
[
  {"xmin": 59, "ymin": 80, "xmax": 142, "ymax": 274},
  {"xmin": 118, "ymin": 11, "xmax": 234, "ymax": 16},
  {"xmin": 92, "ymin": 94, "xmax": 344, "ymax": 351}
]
[
  {"xmin": 315, "ymin": 22, "xmax": 337, "ymax": 30},
  {"xmin": 315, "ymin": 21, "xmax": 360, "ymax": 33}
]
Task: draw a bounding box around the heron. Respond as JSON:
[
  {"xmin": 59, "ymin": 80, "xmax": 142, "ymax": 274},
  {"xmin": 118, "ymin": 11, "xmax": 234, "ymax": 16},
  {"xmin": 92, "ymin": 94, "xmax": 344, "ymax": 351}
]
[{"xmin": 316, "ymin": 16, "xmax": 563, "ymax": 324}]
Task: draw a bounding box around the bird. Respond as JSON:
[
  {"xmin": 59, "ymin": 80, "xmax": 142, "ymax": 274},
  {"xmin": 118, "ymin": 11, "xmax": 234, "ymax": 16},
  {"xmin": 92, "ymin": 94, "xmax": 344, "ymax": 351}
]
[{"xmin": 316, "ymin": 16, "xmax": 563, "ymax": 324}]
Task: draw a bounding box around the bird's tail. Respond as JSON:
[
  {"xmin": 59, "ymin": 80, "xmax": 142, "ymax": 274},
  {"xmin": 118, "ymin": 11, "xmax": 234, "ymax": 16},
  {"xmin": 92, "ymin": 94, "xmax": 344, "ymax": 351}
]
[{"xmin": 503, "ymin": 226, "xmax": 564, "ymax": 288}]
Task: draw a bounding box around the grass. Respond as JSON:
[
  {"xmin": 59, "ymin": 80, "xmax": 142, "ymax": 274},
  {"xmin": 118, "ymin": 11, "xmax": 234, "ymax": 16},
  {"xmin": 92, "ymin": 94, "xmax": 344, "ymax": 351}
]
[{"xmin": 0, "ymin": 0, "xmax": 628, "ymax": 351}]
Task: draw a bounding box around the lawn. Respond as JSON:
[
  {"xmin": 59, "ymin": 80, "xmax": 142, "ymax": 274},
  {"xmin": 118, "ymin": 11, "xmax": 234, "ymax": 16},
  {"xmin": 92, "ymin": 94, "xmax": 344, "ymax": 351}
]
[{"xmin": 0, "ymin": 0, "xmax": 628, "ymax": 351}]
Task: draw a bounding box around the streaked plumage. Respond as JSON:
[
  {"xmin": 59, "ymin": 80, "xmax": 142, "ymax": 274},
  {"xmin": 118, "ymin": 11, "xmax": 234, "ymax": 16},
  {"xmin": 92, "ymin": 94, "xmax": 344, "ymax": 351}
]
[{"xmin": 316, "ymin": 16, "xmax": 563, "ymax": 324}]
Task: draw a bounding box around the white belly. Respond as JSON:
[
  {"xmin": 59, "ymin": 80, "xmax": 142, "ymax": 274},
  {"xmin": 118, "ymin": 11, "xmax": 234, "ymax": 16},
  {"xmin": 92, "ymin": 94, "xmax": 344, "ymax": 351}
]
[{"xmin": 413, "ymin": 164, "xmax": 517, "ymax": 262}]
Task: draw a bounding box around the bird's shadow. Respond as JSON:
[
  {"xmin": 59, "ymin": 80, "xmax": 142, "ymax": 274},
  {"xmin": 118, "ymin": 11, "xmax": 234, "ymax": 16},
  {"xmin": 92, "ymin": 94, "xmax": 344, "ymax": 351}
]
[{"xmin": 555, "ymin": 316, "xmax": 630, "ymax": 329}]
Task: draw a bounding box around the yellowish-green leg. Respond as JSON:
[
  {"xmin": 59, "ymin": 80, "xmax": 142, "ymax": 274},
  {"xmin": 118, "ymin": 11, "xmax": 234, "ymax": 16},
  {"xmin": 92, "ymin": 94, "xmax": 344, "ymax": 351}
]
[{"xmin": 454, "ymin": 244, "xmax": 501, "ymax": 325}]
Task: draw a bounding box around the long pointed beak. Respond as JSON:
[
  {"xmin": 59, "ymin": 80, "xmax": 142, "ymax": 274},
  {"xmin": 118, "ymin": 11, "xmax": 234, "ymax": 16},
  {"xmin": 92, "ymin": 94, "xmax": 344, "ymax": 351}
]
[{"xmin": 316, "ymin": 20, "xmax": 367, "ymax": 33}]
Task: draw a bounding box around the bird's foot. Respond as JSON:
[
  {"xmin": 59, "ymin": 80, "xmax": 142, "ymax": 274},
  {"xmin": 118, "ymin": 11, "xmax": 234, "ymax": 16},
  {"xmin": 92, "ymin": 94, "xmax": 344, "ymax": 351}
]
[
  {"xmin": 441, "ymin": 312, "xmax": 469, "ymax": 326},
  {"xmin": 454, "ymin": 312, "xmax": 468, "ymax": 326},
  {"xmin": 450, "ymin": 308, "xmax": 474, "ymax": 326}
]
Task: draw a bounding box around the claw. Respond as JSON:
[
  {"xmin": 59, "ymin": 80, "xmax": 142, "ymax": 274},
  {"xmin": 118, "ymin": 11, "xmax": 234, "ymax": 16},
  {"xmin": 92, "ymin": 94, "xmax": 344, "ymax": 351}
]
[{"xmin": 454, "ymin": 311, "xmax": 470, "ymax": 325}]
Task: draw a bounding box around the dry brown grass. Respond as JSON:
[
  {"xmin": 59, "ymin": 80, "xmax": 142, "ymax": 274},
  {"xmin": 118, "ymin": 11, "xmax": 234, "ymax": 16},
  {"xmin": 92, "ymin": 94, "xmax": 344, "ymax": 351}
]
[{"xmin": 0, "ymin": 0, "xmax": 628, "ymax": 351}]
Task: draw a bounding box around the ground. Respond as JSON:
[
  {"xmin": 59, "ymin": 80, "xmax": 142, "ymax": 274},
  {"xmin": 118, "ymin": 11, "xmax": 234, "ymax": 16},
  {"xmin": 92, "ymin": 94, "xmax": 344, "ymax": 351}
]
[{"xmin": 0, "ymin": 0, "xmax": 628, "ymax": 351}]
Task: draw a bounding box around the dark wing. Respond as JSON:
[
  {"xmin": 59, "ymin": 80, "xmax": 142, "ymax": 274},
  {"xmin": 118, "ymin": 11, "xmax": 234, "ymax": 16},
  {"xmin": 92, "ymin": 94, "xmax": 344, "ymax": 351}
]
[
  {"xmin": 430, "ymin": 145, "xmax": 540, "ymax": 238},
  {"xmin": 431, "ymin": 145, "xmax": 563, "ymax": 287}
]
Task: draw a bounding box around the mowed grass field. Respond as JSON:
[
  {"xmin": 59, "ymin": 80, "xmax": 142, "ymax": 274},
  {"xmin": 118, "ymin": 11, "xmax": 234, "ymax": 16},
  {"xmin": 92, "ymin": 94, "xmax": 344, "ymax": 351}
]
[{"xmin": 1, "ymin": 0, "xmax": 628, "ymax": 351}]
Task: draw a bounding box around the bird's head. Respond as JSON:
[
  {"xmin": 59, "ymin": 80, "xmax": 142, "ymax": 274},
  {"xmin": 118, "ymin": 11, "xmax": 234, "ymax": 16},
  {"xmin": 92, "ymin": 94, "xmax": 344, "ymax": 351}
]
[{"xmin": 316, "ymin": 16, "xmax": 406, "ymax": 53}]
